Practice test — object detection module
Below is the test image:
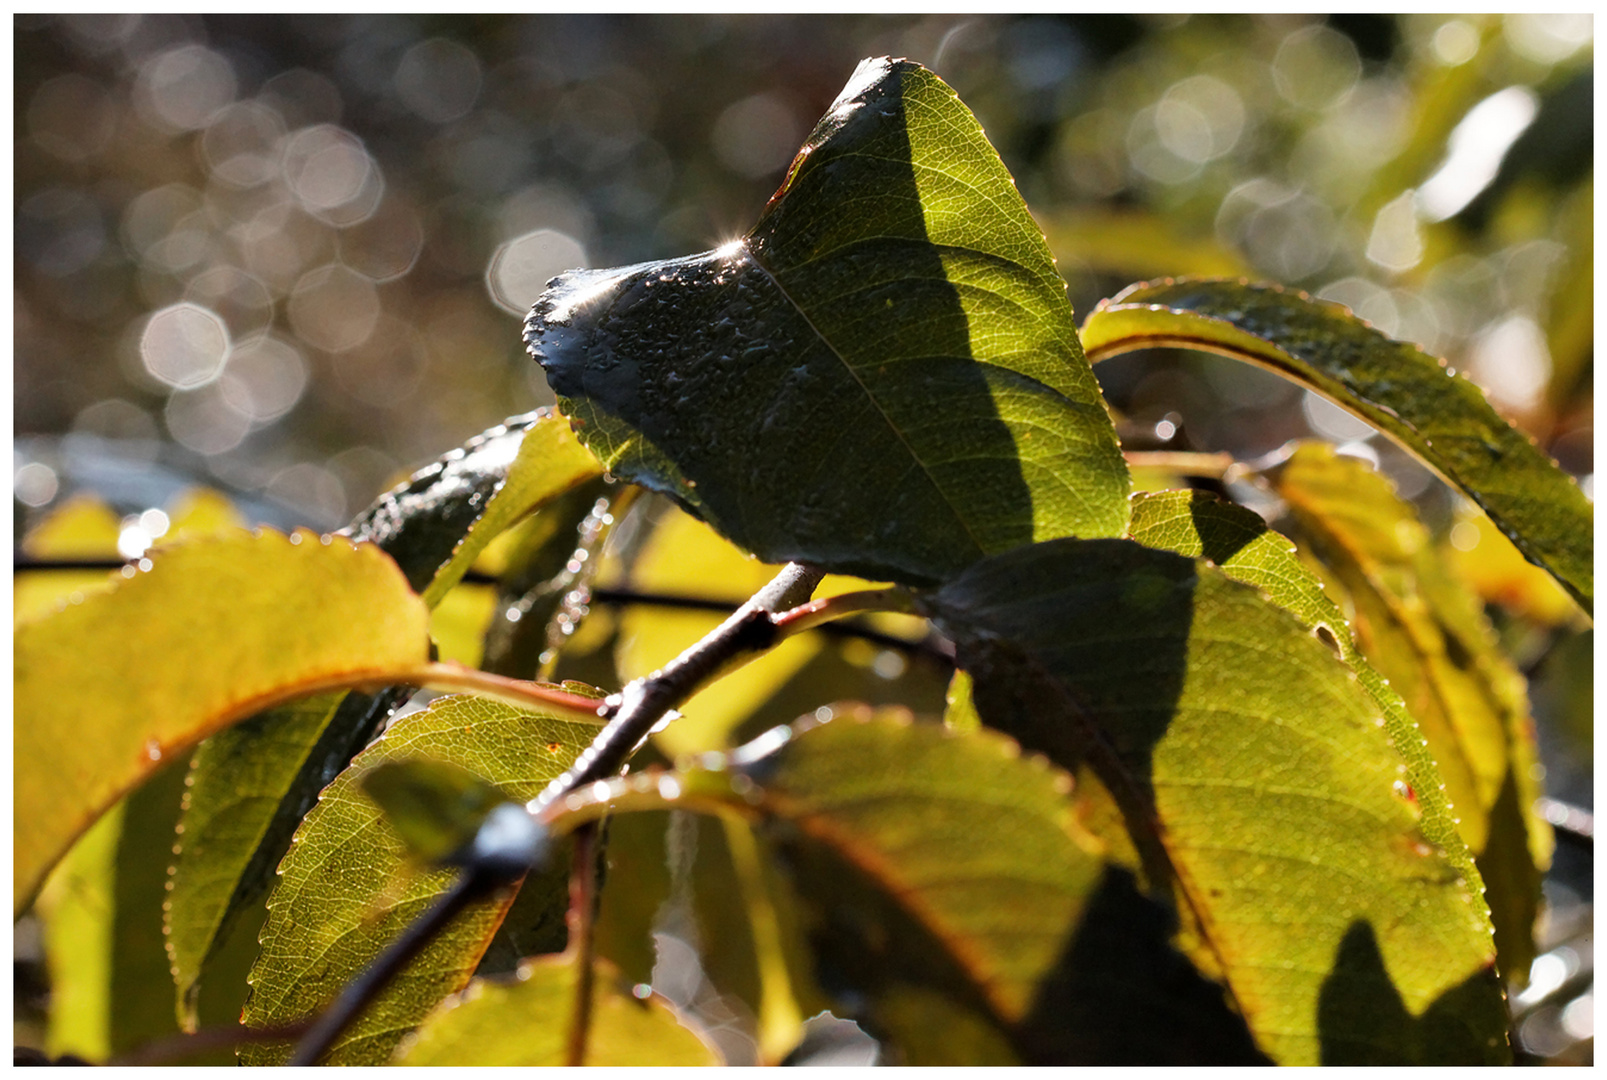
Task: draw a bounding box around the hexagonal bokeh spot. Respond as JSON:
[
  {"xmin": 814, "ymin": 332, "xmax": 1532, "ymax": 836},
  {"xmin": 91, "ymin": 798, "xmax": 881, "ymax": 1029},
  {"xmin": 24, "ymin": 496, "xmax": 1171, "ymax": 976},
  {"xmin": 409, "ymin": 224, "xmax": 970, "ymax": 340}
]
[{"xmin": 140, "ymin": 302, "xmax": 231, "ymax": 389}]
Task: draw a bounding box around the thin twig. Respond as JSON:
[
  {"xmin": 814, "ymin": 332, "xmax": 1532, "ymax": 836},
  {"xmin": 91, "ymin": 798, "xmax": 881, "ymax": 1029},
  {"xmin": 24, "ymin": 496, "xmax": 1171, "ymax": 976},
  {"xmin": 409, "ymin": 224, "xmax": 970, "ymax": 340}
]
[
  {"xmin": 564, "ymin": 823, "xmax": 601, "ymax": 1067},
  {"xmin": 529, "ymin": 562, "xmax": 825, "ymax": 815},
  {"xmin": 1123, "ymin": 449, "xmax": 1238, "ymax": 479},
  {"xmin": 770, "ymin": 586, "xmax": 917, "ymax": 640}
]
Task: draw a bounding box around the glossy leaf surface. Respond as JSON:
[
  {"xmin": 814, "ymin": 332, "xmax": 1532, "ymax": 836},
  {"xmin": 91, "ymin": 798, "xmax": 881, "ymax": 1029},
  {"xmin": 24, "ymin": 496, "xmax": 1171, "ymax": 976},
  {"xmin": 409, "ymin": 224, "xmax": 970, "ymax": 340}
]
[
  {"xmin": 347, "ymin": 409, "xmax": 603, "ymax": 606},
  {"xmin": 392, "ymin": 953, "xmax": 718, "ymax": 1065},
  {"xmin": 15, "ymin": 529, "xmax": 431, "ymax": 914},
  {"xmin": 921, "ymin": 538, "xmax": 1509, "ymax": 1064},
  {"xmin": 1080, "ymin": 278, "xmax": 1592, "ymax": 610},
  {"xmin": 241, "ymin": 695, "xmax": 597, "ymax": 1065},
  {"xmin": 526, "ymin": 57, "xmax": 1128, "ymax": 586},
  {"xmin": 1267, "ymin": 443, "xmax": 1549, "ymax": 978}
]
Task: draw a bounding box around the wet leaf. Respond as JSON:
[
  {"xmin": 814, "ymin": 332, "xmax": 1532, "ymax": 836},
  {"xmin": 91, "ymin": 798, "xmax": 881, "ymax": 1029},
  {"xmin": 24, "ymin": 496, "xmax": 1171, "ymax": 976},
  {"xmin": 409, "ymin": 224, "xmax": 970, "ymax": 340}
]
[
  {"xmin": 15, "ymin": 529, "xmax": 431, "ymax": 915},
  {"xmin": 392, "ymin": 952, "xmax": 718, "ymax": 1065},
  {"xmin": 1267, "ymin": 443, "xmax": 1550, "ymax": 979},
  {"xmin": 1080, "ymin": 278, "xmax": 1592, "ymax": 610},
  {"xmin": 527, "ymin": 57, "xmax": 1129, "ymax": 586},
  {"xmin": 921, "ymin": 538, "xmax": 1509, "ymax": 1064},
  {"xmin": 164, "ymin": 693, "xmax": 352, "ymax": 1030},
  {"xmin": 347, "ymin": 409, "xmax": 603, "ymax": 606},
  {"xmin": 240, "ymin": 694, "xmax": 599, "ymax": 1065}
]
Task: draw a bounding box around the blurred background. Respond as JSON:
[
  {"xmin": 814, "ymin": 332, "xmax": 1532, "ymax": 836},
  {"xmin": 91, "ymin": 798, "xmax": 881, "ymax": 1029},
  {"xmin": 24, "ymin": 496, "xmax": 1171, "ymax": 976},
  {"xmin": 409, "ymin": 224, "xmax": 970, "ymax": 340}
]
[{"xmin": 12, "ymin": 13, "xmax": 1593, "ymax": 1063}]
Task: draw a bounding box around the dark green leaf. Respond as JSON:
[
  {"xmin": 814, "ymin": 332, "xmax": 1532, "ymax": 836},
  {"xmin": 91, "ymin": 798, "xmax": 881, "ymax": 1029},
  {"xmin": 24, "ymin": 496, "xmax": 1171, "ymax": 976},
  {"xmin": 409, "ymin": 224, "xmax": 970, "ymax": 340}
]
[
  {"xmin": 347, "ymin": 409, "xmax": 603, "ymax": 606},
  {"xmin": 1080, "ymin": 278, "xmax": 1592, "ymax": 610},
  {"xmin": 526, "ymin": 57, "xmax": 1129, "ymax": 586},
  {"xmin": 921, "ymin": 538, "xmax": 1509, "ymax": 1064},
  {"xmin": 239, "ymin": 695, "xmax": 600, "ymax": 1065}
]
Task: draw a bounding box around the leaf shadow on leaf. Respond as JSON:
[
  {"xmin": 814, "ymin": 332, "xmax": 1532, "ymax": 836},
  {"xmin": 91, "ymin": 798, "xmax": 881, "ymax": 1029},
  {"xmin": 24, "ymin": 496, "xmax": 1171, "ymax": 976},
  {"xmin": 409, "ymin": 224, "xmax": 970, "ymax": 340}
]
[
  {"xmin": 1317, "ymin": 921, "xmax": 1504, "ymax": 1065},
  {"xmin": 1017, "ymin": 865, "xmax": 1268, "ymax": 1065},
  {"xmin": 956, "ymin": 544, "xmax": 1195, "ymax": 895},
  {"xmin": 530, "ymin": 62, "xmax": 1041, "ymax": 585}
]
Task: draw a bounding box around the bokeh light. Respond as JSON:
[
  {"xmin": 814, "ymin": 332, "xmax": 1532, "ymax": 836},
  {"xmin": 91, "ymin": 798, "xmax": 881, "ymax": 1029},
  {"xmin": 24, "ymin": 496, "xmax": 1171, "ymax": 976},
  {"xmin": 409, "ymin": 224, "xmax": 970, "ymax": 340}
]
[
  {"xmin": 140, "ymin": 303, "xmax": 231, "ymax": 389},
  {"xmin": 488, "ymin": 229, "xmax": 588, "ymax": 314},
  {"xmin": 12, "ymin": 13, "xmax": 1591, "ymax": 540}
]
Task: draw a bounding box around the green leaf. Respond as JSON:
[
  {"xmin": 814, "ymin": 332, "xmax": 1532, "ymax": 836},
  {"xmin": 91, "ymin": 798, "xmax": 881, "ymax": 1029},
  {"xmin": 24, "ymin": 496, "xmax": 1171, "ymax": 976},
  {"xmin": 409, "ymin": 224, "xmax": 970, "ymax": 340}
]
[
  {"xmin": 921, "ymin": 538, "xmax": 1509, "ymax": 1064},
  {"xmin": 164, "ymin": 692, "xmax": 357, "ymax": 1030},
  {"xmin": 590, "ymin": 812, "xmax": 673, "ymax": 989},
  {"xmin": 391, "ymin": 953, "xmax": 719, "ymax": 1065},
  {"xmin": 240, "ymin": 694, "xmax": 598, "ymax": 1065},
  {"xmin": 348, "ymin": 409, "xmax": 603, "ymax": 606},
  {"xmin": 1266, "ymin": 443, "xmax": 1550, "ymax": 980},
  {"xmin": 40, "ymin": 763, "xmax": 186, "ymax": 1062},
  {"xmin": 165, "ymin": 413, "xmax": 601, "ymax": 1022},
  {"xmin": 479, "ymin": 476, "xmax": 616, "ymax": 679},
  {"xmin": 1123, "ymin": 489, "xmax": 1482, "ymax": 902},
  {"xmin": 1080, "ymin": 278, "xmax": 1592, "ymax": 610},
  {"xmin": 360, "ymin": 759, "xmax": 509, "ymax": 865},
  {"xmin": 526, "ymin": 57, "xmax": 1129, "ymax": 586},
  {"xmin": 15, "ymin": 529, "xmax": 432, "ymax": 915},
  {"xmin": 553, "ymin": 712, "xmax": 1255, "ymax": 1063}
]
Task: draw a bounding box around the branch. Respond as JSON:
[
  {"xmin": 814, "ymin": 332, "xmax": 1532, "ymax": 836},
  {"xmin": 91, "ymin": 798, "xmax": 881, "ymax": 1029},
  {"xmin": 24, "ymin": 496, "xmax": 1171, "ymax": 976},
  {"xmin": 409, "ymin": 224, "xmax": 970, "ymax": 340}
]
[
  {"xmin": 284, "ymin": 564, "xmax": 824, "ymax": 1062},
  {"xmin": 563, "ymin": 823, "xmax": 602, "ymax": 1067},
  {"xmin": 529, "ymin": 561, "xmax": 824, "ymax": 814}
]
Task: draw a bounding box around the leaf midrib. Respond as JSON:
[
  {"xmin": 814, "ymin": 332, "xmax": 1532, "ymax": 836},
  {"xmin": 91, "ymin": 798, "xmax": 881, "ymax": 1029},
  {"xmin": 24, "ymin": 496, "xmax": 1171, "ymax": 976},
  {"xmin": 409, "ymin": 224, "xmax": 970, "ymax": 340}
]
[{"xmin": 740, "ymin": 240, "xmax": 990, "ymax": 561}]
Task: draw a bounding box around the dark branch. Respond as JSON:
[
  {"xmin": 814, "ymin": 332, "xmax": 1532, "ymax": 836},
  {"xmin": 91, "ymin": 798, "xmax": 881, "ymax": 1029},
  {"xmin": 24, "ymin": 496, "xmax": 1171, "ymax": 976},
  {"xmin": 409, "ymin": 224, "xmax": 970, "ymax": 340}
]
[{"xmin": 531, "ymin": 561, "xmax": 825, "ymax": 813}]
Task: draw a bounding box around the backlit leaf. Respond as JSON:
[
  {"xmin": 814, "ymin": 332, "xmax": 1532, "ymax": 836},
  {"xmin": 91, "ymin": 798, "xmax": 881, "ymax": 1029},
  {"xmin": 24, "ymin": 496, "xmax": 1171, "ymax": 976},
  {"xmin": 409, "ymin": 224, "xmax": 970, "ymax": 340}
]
[
  {"xmin": 921, "ymin": 538, "xmax": 1509, "ymax": 1064},
  {"xmin": 392, "ymin": 952, "xmax": 718, "ymax": 1065},
  {"xmin": 15, "ymin": 529, "xmax": 431, "ymax": 914},
  {"xmin": 1123, "ymin": 489, "xmax": 1482, "ymax": 900},
  {"xmin": 360, "ymin": 759, "xmax": 509, "ymax": 865},
  {"xmin": 526, "ymin": 57, "xmax": 1129, "ymax": 586},
  {"xmin": 1080, "ymin": 278, "xmax": 1592, "ymax": 610},
  {"xmin": 164, "ymin": 692, "xmax": 357, "ymax": 1030},
  {"xmin": 166, "ymin": 414, "xmax": 599, "ymax": 1020},
  {"xmin": 549, "ymin": 712, "xmax": 1257, "ymax": 1063},
  {"xmin": 240, "ymin": 694, "xmax": 598, "ymax": 1065},
  {"xmin": 347, "ymin": 409, "xmax": 603, "ymax": 606},
  {"xmin": 1267, "ymin": 443, "xmax": 1550, "ymax": 979}
]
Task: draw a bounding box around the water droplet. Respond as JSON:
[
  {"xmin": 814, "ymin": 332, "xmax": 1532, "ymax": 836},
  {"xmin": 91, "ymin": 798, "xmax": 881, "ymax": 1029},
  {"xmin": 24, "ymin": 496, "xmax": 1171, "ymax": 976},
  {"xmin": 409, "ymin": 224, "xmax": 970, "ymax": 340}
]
[{"xmin": 146, "ymin": 740, "xmax": 163, "ymax": 761}]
